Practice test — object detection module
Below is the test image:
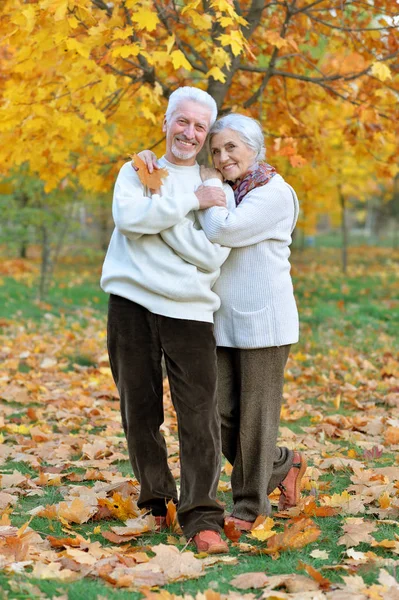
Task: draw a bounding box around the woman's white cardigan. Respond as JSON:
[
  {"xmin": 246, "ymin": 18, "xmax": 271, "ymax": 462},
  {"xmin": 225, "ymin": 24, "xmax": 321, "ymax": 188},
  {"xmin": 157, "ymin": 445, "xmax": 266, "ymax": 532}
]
[{"xmin": 197, "ymin": 174, "xmax": 299, "ymax": 349}]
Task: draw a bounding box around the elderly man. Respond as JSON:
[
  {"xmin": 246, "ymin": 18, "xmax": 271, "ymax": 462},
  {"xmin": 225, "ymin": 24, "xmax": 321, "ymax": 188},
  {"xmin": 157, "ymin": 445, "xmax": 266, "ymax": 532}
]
[{"xmin": 101, "ymin": 87, "xmax": 234, "ymax": 554}]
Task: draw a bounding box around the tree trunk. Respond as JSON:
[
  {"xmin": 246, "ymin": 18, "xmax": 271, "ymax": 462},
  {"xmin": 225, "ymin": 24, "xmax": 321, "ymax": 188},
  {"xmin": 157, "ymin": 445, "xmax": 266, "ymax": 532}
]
[
  {"xmin": 39, "ymin": 225, "xmax": 52, "ymax": 301},
  {"xmin": 19, "ymin": 241, "xmax": 27, "ymax": 259},
  {"xmin": 339, "ymin": 186, "xmax": 348, "ymax": 274}
]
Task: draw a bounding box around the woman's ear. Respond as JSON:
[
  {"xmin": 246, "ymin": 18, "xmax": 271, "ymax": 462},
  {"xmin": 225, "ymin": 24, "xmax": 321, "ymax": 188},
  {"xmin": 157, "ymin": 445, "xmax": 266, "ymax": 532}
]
[{"xmin": 162, "ymin": 116, "xmax": 167, "ymax": 133}]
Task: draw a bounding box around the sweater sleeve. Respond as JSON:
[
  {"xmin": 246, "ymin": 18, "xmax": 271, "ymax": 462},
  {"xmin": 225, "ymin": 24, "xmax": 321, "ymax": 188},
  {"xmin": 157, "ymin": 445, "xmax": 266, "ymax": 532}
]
[
  {"xmin": 159, "ymin": 178, "xmax": 232, "ymax": 272},
  {"xmin": 197, "ymin": 181, "xmax": 297, "ymax": 248},
  {"xmin": 112, "ymin": 162, "xmax": 200, "ymax": 238},
  {"xmin": 160, "ymin": 219, "xmax": 231, "ymax": 272}
]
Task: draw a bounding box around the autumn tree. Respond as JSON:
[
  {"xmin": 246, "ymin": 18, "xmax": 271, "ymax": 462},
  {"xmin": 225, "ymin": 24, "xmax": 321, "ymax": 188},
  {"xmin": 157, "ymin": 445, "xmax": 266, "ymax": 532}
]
[{"xmin": 0, "ymin": 0, "xmax": 398, "ymax": 229}]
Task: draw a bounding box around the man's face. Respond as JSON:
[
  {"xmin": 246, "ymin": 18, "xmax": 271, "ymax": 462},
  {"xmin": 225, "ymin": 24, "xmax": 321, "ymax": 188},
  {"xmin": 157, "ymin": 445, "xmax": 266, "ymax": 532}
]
[{"xmin": 163, "ymin": 100, "xmax": 212, "ymax": 166}]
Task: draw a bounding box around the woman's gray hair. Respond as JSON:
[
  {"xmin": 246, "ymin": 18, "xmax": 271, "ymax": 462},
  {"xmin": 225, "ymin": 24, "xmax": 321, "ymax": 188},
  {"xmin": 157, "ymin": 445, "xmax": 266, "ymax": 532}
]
[
  {"xmin": 209, "ymin": 113, "xmax": 266, "ymax": 161},
  {"xmin": 165, "ymin": 87, "xmax": 218, "ymax": 126}
]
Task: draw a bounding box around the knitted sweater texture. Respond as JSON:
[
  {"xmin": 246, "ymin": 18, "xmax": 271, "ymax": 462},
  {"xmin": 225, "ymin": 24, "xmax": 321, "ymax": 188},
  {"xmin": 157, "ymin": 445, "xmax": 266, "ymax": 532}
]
[
  {"xmin": 100, "ymin": 157, "xmax": 232, "ymax": 323},
  {"xmin": 198, "ymin": 174, "xmax": 299, "ymax": 348}
]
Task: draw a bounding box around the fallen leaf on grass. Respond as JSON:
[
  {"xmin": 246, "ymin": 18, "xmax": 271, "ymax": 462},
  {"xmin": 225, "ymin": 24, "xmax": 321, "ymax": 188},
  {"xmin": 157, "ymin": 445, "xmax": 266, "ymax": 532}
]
[
  {"xmin": 110, "ymin": 515, "xmax": 156, "ymax": 536},
  {"xmin": 57, "ymin": 498, "xmax": 97, "ymax": 524},
  {"xmin": 224, "ymin": 520, "xmax": 242, "ymax": 542},
  {"xmin": 298, "ymin": 561, "xmax": 331, "ymax": 590},
  {"xmin": 230, "ymin": 571, "xmax": 268, "ymax": 589},
  {"xmin": 338, "ymin": 518, "xmax": 377, "ymax": 547},
  {"xmin": 263, "ymin": 518, "xmax": 320, "ymax": 555},
  {"xmin": 149, "ymin": 544, "xmax": 203, "ymax": 581},
  {"xmin": 102, "ymin": 530, "xmax": 137, "ymax": 544},
  {"xmin": 97, "ymin": 492, "xmax": 141, "ymax": 521},
  {"xmin": 310, "ymin": 549, "xmax": 329, "ymax": 559},
  {"xmin": 47, "ymin": 535, "xmax": 86, "ymax": 549},
  {"xmin": 165, "ymin": 499, "xmax": 182, "ymax": 534},
  {"xmin": 30, "ymin": 561, "xmax": 80, "ymax": 582},
  {"xmin": 249, "ymin": 517, "xmax": 276, "ymax": 541}
]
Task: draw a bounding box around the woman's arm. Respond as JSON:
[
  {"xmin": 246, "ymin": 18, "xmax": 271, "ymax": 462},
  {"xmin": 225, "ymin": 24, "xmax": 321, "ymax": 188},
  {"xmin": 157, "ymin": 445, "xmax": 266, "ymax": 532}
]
[{"xmin": 197, "ymin": 182, "xmax": 298, "ymax": 248}]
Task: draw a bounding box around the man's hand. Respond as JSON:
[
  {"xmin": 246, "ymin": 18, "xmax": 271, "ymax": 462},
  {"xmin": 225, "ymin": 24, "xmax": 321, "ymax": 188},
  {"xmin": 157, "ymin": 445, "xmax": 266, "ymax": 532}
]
[
  {"xmin": 200, "ymin": 165, "xmax": 223, "ymax": 182},
  {"xmin": 138, "ymin": 150, "xmax": 159, "ymax": 174},
  {"xmin": 195, "ymin": 185, "xmax": 226, "ymax": 209}
]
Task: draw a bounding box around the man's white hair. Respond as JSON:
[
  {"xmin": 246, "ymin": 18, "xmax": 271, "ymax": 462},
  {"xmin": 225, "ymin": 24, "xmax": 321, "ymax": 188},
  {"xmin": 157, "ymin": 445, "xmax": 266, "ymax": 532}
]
[
  {"xmin": 165, "ymin": 87, "xmax": 218, "ymax": 127},
  {"xmin": 209, "ymin": 113, "xmax": 266, "ymax": 161}
]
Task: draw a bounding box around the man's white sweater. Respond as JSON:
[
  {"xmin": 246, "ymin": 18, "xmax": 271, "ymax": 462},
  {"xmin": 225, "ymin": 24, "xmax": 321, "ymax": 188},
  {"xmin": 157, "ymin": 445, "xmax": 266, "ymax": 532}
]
[{"xmin": 100, "ymin": 157, "xmax": 232, "ymax": 323}]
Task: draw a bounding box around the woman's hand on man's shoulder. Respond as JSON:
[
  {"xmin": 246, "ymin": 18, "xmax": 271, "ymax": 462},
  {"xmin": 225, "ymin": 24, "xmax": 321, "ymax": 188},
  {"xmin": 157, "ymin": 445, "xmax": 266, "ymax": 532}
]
[{"xmin": 200, "ymin": 165, "xmax": 223, "ymax": 182}]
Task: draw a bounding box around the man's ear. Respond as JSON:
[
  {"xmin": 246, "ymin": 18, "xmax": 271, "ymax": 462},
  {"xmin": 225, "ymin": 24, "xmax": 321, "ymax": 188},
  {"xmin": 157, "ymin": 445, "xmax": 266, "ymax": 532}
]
[{"xmin": 162, "ymin": 116, "xmax": 167, "ymax": 133}]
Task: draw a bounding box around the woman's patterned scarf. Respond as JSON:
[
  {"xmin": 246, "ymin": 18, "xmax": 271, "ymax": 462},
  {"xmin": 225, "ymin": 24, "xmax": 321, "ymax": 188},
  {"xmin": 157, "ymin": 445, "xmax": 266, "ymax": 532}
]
[{"xmin": 231, "ymin": 163, "xmax": 277, "ymax": 206}]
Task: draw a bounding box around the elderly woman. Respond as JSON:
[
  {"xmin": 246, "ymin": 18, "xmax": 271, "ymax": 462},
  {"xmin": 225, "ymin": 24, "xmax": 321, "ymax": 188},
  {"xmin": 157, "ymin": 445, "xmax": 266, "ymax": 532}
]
[{"xmin": 139, "ymin": 113, "xmax": 306, "ymax": 530}]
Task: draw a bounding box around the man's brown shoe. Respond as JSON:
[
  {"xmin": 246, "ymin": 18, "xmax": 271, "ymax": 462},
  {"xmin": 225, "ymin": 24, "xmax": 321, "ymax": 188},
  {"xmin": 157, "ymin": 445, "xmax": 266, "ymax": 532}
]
[
  {"xmin": 278, "ymin": 451, "xmax": 307, "ymax": 511},
  {"xmin": 193, "ymin": 530, "xmax": 229, "ymax": 554},
  {"xmin": 225, "ymin": 516, "xmax": 253, "ymax": 531}
]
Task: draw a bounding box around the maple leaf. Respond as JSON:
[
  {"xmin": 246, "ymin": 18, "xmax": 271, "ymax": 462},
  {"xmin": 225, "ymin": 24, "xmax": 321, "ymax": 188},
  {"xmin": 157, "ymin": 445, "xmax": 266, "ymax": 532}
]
[
  {"xmin": 223, "ymin": 520, "xmax": 242, "ymax": 542},
  {"xmin": 338, "ymin": 517, "xmax": 377, "ymax": 547},
  {"xmin": 170, "ymin": 50, "xmax": 192, "ymax": 71},
  {"xmin": 250, "ymin": 517, "xmax": 276, "ymax": 541},
  {"xmin": 57, "ymin": 498, "xmax": 97, "ymax": 524},
  {"xmin": 130, "ymin": 154, "xmax": 168, "ymax": 191},
  {"xmin": 263, "ymin": 518, "xmax": 321, "ymax": 554},
  {"xmin": 363, "ymin": 445, "xmax": 384, "ymax": 460},
  {"xmin": 97, "ymin": 492, "xmax": 140, "ymax": 521},
  {"xmin": 371, "ymin": 62, "xmax": 392, "ymax": 82}
]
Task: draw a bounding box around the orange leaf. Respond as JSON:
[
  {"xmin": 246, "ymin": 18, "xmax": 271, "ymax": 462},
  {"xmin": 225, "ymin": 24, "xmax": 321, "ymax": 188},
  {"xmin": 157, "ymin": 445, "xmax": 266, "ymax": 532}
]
[
  {"xmin": 298, "ymin": 561, "xmax": 331, "ymax": 590},
  {"xmin": 46, "ymin": 535, "xmax": 84, "ymax": 549},
  {"xmin": 224, "ymin": 520, "xmax": 242, "ymax": 542},
  {"xmin": 303, "ymin": 498, "xmax": 337, "ymax": 517},
  {"xmin": 130, "ymin": 153, "xmax": 168, "ymax": 190},
  {"xmin": 165, "ymin": 499, "xmax": 182, "ymax": 534},
  {"xmin": 102, "ymin": 530, "xmax": 137, "ymax": 544},
  {"xmin": 265, "ymin": 518, "xmax": 321, "ymax": 554}
]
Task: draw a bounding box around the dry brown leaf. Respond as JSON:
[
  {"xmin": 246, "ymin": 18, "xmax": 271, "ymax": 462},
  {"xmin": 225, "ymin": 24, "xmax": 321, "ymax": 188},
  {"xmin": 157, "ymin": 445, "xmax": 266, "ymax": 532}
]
[
  {"xmin": 110, "ymin": 514, "xmax": 156, "ymax": 536},
  {"xmin": 338, "ymin": 518, "xmax": 377, "ymax": 547},
  {"xmin": 298, "ymin": 561, "xmax": 331, "ymax": 590},
  {"xmin": 101, "ymin": 530, "xmax": 137, "ymax": 544},
  {"xmin": 264, "ymin": 518, "xmax": 321, "ymax": 554},
  {"xmin": 230, "ymin": 572, "xmax": 268, "ymax": 589},
  {"xmin": 149, "ymin": 544, "xmax": 203, "ymax": 581},
  {"xmin": 130, "ymin": 153, "xmax": 168, "ymax": 190},
  {"xmin": 46, "ymin": 535, "xmax": 85, "ymax": 549},
  {"xmin": 224, "ymin": 520, "xmax": 242, "ymax": 542},
  {"xmin": 57, "ymin": 498, "xmax": 97, "ymax": 524}
]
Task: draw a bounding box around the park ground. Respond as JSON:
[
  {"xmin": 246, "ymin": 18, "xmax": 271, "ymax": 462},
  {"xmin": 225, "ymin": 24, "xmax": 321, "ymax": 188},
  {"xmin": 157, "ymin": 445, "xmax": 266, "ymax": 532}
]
[{"xmin": 0, "ymin": 245, "xmax": 398, "ymax": 599}]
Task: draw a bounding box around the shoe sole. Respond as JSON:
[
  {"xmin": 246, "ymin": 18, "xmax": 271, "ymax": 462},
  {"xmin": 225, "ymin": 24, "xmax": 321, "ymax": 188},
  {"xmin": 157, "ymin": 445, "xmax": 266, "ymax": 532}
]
[{"xmin": 195, "ymin": 543, "xmax": 229, "ymax": 554}]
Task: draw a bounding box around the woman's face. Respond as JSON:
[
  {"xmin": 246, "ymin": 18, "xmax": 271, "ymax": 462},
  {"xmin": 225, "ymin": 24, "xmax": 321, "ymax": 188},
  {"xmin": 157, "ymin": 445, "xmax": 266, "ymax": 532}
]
[{"xmin": 210, "ymin": 129, "xmax": 258, "ymax": 181}]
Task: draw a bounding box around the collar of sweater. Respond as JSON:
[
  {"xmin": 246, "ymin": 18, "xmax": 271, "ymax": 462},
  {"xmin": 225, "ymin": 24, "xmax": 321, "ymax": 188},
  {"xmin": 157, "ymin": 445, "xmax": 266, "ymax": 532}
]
[{"xmin": 159, "ymin": 156, "xmax": 200, "ymax": 174}]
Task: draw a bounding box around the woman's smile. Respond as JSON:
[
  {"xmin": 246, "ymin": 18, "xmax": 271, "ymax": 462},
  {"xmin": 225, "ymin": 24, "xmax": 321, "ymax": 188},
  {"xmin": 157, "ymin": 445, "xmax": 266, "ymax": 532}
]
[{"xmin": 211, "ymin": 128, "xmax": 257, "ymax": 181}]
